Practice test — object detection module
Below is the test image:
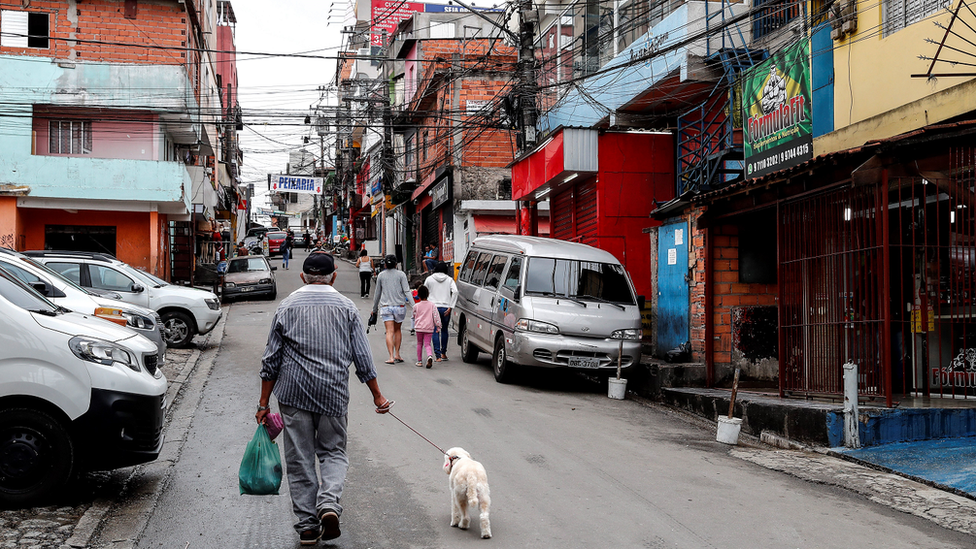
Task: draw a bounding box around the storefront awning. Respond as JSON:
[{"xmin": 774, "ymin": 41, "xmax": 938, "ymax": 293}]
[
  {"xmin": 473, "ymin": 215, "xmax": 549, "ymax": 236},
  {"xmin": 511, "ymin": 127, "xmax": 598, "ymax": 201}
]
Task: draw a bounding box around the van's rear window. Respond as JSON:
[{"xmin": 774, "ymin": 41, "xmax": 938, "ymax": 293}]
[{"xmin": 524, "ymin": 258, "xmax": 634, "ymax": 304}]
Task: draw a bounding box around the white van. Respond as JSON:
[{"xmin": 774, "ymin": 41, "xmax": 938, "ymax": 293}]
[
  {"xmin": 453, "ymin": 235, "xmax": 644, "ymax": 383},
  {"xmin": 0, "ymin": 268, "xmax": 166, "ymax": 507}
]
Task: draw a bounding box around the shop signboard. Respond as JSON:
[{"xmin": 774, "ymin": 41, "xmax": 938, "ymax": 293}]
[
  {"xmin": 741, "ymin": 40, "xmax": 813, "ymax": 179},
  {"xmin": 270, "ymin": 175, "xmax": 323, "ymax": 195},
  {"xmin": 370, "ymin": 1, "xmax": 503, "ymax": 46}
]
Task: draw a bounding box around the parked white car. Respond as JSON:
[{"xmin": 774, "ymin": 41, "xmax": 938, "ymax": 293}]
[
  {"xmin": 0, "ymin": 267, "xmax": 166, "ymax": 506},
  {"xmin": 25, "ymin": 251, "xmax": 222, "ymax": 348},
  {"xmin": 0, "ymin": 248, "xmax": 166, "ymax": 363}
]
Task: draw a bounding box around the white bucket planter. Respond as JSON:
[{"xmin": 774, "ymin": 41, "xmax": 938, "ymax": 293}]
[
  {"xmin": 716, "ymin": 417, "xmax": 742, "ymax": 444},
  {"xmin": 607, "ymin": 378, "xmax": 627, "ymax": 400}
]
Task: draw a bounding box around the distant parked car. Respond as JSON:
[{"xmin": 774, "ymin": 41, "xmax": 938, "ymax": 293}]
[
  {"xmin": 222, "ymin": 255, "xmax": 277, "ymax": 302},
  {"xmin": 265, "ymin": 231, "xmax": 287, "ymax": 256},
  {"xmin": 24, "ymin": 251, "xmax": 222, "ymax": 349}
]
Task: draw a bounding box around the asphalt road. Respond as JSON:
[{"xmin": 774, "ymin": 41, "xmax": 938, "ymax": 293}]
[{"xmin": 130, "ymin": 249, "xmax": 976, "ymax": 549}]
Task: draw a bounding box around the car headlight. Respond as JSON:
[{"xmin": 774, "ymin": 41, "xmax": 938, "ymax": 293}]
[
  {"xmin": 205, "ymin": 298, "xmax": 220, "ymax": 310},
  {"xmin": 69, "ymin": 336, "xmax": 140, "ymax": 372},
  {"xmin": 259, "ymin": 278, "xmax": 272, "ymax": 284},
  {"xmin": 611, "ymin": 328, "xmax": 642, "ymax": 340},
  {"xmin": 121, "ymin": 310, "xmax": 155, "ymax": 330},
  {"xmin": 224, "ymin": 282, "xmax": 236, "ymax": 289},
  {"xmin": 515, "ymin": 318, "xmax": 559, "ymax": 334}
]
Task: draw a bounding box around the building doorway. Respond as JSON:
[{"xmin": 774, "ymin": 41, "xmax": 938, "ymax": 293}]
[{"xmin": 45, "ymin": 225, "xmax": 116, "ymax": 256}]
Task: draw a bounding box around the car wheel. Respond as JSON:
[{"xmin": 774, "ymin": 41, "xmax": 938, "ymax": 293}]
[
  {"xmin": 0, "ymin": 408, "xmax": 74, "ymax": 507},
  {"xmin": 492, "ymin": 335, "xmax": 516, "ymax": 383},
  {"xmin": 460, "ymin": 325, "xmax": 479, "ymax": 363},
  {"xmin": 161, "ymin": 311, "xmax": 195, "ymax": 348}
]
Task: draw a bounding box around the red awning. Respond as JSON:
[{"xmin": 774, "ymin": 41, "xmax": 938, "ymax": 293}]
[{"xmin": 473, "ymin": 215, "xmax": 549, "ymax": 236}]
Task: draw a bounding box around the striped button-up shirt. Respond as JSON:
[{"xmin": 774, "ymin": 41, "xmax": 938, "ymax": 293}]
[{"xmin": 260, "ymin": 284, "xmax": 377, "ymax": 416}]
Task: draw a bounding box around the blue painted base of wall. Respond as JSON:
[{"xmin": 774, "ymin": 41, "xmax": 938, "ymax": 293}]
[
  {"xmin": 662, "ymin": 388, "xmax": 976, "ymax": 448},
  {"xmin": 827, "ymin": 408, "xmax": 976, "ymax": 447}
]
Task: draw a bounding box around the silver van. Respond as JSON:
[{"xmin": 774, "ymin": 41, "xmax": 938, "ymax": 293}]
[{"xmin": 453, "ymin": 235, "xmax": 643, "ymax": 383}]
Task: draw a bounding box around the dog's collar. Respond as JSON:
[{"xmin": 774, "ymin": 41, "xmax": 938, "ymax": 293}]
[{"xmin": 447, "ymin": 455, "xmax": 461, "ymax": 471}]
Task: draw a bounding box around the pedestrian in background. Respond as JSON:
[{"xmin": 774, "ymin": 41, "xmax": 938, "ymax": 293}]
[
  {"xmin": 371, "ymin": 255, "xmax": 412, "ymax": 364},
  {"xmin": 286, "ymin": 231, "xmax": 295, "ymax": 259},
  {"xmin": 256, "ymin": 252, "xmax": 393, "ymax": 545},
  {"xmin": 280, "ymin": 234, "xmax": 292, "ymax": 270},
  {"xmin": 356, "ymin": 249, "xmax": 373, "ymax": 298},
  {"xmin": 424, "ymin": 261, "xmax": 458, "ymax": 361},
  {"xmin": 236, "ymin": 241, "xmax": 249, "ymax": 257},
  {"xmin": 411, "ymin": 285, "xmax": 441, "ymax": 368},
  {"xmin": 303, "ymin": 229, "xmax": 311, "ymax": 251}
]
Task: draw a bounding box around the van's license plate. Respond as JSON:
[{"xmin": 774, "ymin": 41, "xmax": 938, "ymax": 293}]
[{"xmin": 568, "ymin": 357, "xmax": 600, "ymax": 368}]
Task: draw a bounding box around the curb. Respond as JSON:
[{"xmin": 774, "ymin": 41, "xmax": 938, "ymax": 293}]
[{"xmin": 61, "ymin": 310, "xmax": 229, "ymax": 549}]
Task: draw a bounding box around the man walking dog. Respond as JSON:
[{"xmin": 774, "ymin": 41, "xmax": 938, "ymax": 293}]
[{"xmin": 256, "ymin": 251, "xmax": 393, "ymax": 545}]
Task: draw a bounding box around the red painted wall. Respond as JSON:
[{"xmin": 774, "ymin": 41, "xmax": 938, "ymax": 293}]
[{"xmin": 593, "ymin": 133, "xmax": 673, "ymax": 299}]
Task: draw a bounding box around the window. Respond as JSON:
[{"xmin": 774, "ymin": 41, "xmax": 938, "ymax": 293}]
[
  {"xmin": 502, "ymin": 256, "xmax": 522, "ymax": 291},
  {"xmin": 46, "ymin": 262, "xmax": 82, "ymax": 284},
  {"xmin": 89, "ymin": 265, "xmax": 137, "ymax": 293},
  {"xmin": 49, "ymin": 121, "xmax": 93, "ymax": 155},
  {"xmin": 1, "ymin": 10, "xmax": 49, "ymax": 48},
  {"xmin": 459, "ymin": 250, "xmax": 479, "ymax": 282},
  {"xmin": 484, "ymin": 255, "xmax": 508, "ymax": 290},
  {"xmin": 470, "ymin": 252, "xmax": 493, "ymax": 287},
  {"xmin": 883, "ymin": 0, "xmax": 950, "ymax": 36}
]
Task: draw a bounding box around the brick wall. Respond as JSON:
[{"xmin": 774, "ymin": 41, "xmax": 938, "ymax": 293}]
[
  {"xmin": 0, "ymin": 0, "xmax": 190, "ymax": 65},
  {"xmin": 688, "ymin": 206, "xmax": 779, "ymax": 380}
]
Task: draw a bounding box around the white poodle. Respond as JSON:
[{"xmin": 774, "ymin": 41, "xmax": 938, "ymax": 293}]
[{"xmin": 443, "ymin": 447, "xmax": 491, "ymax": 539}]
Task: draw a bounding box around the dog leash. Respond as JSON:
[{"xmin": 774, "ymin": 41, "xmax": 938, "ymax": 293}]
[{"xmin": 383, "ymin": 404, "xmax": 447, "ymax": 456}]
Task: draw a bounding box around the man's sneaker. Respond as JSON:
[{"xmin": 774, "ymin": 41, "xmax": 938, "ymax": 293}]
[
  {"xmin": 299, "ymin": 526, "xmax": 322, "ymax": 546},
  {"xmin": 426, "ymin": 355, "xmax": 433, "ymax": 369},
  {"xmin": 319, "ymin": 509, "xmax": 341, "ymax": 540}
]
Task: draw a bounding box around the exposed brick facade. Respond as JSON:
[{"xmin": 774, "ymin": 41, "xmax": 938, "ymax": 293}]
[
  {"xmin": 688, "ymin": 205, "xmax": 779, "ymax": 383},
  {"xmin": 0, "ymin": 0, "xmax": 193, "ymax": 66}
]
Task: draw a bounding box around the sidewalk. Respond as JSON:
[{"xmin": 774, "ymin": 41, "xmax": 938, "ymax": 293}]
[{"xmin": 839, "ymin": 437, "xmax": 976, "ymax": 498}]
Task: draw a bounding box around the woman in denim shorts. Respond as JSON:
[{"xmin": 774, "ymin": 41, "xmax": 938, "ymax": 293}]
[{"xmin": 371, "ymin": 255, "xmax": 413, "ymax": 363}]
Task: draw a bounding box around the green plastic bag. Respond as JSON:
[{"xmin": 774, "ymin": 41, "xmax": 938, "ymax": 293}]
[{"xmin": 239, "ymin": 424, "xmax": 282, "ymax": 495}]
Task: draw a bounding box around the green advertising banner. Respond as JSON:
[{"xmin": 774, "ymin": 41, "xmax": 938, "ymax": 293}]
[{"xmin": 742, "ymin": 39, "xmax": 813, "ymax": 179}]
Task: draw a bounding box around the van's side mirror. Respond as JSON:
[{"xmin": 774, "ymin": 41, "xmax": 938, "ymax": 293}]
[
  {"xmin": 637, "ymin": 295, "xmax": 646, "ymax": 310},
  {"xmin": 30, "ymin": 281, "xmax": 53, "ymax": 297},
  {"xmin": 271, "ymin": 266, "xmax": 278, "ymax": 271},
  {"xmin": 131, "ymin": 284, "xmax": 145, "ymax": 293}
]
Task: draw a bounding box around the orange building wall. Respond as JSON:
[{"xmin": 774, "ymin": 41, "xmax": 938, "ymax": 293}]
[
  {"xmin": 19, "ymin": 209, "xmax": 168, "ymax": 275},
  {"xmin": 0, "ymin": 197, "xmax": 24, "ymax": 250}
]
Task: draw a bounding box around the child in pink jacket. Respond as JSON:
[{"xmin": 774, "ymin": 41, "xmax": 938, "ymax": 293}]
[{"xmin": 412, "ymin": 285, "xmax": 442, "ymax": 368}]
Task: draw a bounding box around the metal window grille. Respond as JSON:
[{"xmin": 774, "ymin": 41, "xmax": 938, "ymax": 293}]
[{"xmin": 49, "ymin": 120, "xmax": 92, "ymax": 155}]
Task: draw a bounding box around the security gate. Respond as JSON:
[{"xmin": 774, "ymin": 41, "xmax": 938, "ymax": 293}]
[{"xmin": 778, "ymin": 147, "xmax": 976, "ymax": 401}]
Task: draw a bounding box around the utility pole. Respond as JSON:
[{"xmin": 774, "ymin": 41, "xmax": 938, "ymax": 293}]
[{"xmin": 517, "ymin": 0, "xmax": 538, "ymax": 152}]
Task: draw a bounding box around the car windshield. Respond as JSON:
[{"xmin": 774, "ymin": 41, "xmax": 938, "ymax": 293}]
[
  {"xmin": 0, "ymin": 266, "xmax": 60, "ymax": 314},
  {"xmin": 227, "ymin": 258, "xmax": 269, "ymax": 273},
  {"xmin": 135, "ymin": 269, "xmax": 169, "ymax": 287},
  {"xmin": 523, "ymin": 257, "xmax": 635, "ymax": 305}
]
